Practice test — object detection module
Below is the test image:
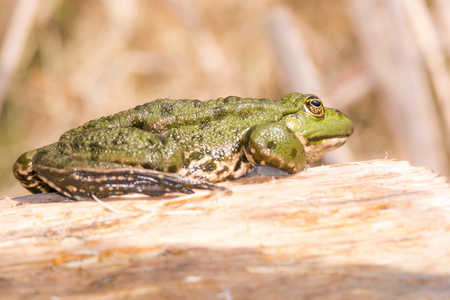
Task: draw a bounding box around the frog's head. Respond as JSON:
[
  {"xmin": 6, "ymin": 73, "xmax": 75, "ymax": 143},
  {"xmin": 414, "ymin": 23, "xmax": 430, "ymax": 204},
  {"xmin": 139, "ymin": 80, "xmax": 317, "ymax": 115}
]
[{"xmin": 282, "ymin": 92, "xmax": 354, "ymax": 163}]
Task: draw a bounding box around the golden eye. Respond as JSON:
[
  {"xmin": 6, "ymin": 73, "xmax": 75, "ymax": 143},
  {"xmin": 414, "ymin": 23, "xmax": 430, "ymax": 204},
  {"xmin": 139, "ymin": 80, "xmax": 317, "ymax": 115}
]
[{"xmin": 304, "ymin": 95, "xmax": 324, "ymax": 117}]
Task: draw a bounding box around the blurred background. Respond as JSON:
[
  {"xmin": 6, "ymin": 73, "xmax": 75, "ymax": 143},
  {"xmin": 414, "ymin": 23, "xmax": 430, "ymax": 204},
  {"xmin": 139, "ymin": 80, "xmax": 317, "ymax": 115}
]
[{"xmin": 1, "ymin": 0, "xmax": 449, "ymax": 198}]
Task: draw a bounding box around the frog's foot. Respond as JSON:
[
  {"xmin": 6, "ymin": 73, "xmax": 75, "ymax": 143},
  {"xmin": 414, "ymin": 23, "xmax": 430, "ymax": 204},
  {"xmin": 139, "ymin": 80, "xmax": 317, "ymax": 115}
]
[{"xmin": 36, "ymin": 166, "xmax": 231, "ymax": 201}]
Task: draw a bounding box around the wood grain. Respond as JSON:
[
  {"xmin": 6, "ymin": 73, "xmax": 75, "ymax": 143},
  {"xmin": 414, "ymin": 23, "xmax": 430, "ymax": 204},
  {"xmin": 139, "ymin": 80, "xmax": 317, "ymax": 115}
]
[{"xmin": 1, "ymin": 159, "xmax": 449, "ymax": 299}]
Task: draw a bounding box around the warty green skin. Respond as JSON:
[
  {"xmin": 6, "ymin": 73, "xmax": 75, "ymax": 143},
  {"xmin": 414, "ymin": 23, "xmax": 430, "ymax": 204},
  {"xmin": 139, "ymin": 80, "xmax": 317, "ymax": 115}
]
[{"xmin": 13, "ymin": 92, "xmax": 354, "ymax": 200}]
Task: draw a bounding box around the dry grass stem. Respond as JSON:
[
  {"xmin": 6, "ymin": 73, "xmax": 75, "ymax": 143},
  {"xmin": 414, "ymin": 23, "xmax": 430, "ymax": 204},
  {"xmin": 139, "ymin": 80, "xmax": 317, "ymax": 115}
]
[{"xmin": 0, "ymin": 0, "xmax": 39, "ymax": 112}]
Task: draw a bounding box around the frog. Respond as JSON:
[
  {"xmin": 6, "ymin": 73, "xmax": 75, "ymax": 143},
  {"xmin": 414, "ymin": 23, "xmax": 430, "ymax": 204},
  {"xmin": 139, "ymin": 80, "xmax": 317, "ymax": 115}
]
[{"xmin": 13, "ymin": 92, "xmax": 354, "ymax": 200}]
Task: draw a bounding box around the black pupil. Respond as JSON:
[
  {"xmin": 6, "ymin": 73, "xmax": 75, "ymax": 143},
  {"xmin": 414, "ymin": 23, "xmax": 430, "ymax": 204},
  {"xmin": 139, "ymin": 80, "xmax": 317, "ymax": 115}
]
[{"xmin": 311, "ymin": 100, "xmax": 321, "ymax": 107}]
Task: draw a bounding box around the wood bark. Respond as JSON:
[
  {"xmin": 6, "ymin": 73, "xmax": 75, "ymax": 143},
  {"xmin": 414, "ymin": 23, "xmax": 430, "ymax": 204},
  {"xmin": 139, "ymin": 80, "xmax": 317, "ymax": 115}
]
[{"xmin": 1, "ymin": 160, "xmax": 449, "ymax": 299}]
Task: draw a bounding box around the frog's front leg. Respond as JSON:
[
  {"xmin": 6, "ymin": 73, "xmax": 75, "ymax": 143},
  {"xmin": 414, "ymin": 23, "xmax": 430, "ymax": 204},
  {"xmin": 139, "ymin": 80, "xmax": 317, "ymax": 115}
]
[{"xmin": 244, "ymin": 122, "xmax": 306, "ymax": 174}]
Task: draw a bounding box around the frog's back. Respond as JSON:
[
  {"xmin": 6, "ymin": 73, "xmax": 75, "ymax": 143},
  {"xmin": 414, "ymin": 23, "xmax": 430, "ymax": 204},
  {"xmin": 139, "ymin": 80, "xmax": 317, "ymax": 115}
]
[
  {"xmin": 62, "ymin": 96, "xmax": 299, "ymax": 139},
  {"xmin": 141, "ymin": 96, "xmax": 288, "ymax": 118}
]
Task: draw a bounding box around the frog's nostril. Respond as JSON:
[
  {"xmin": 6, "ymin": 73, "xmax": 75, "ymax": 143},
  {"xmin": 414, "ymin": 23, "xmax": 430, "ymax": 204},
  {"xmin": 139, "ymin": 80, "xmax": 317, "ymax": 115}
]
[{"xmin": 335, "ymin": 109, "xmax": 342, "ymax": 114}]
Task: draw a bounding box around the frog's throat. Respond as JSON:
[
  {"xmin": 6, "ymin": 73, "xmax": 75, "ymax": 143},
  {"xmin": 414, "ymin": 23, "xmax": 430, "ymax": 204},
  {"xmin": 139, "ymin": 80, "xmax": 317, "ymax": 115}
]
[{"xmin": 296, "ymin": 134, "xmax": 349, "ymax": 163}]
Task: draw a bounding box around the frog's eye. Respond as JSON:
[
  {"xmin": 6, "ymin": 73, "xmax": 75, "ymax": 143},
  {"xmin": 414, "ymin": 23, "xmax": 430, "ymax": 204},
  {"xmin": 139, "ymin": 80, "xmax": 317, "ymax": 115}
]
[{"xmin": 304, "ymin": 95, "xmax": 324, "ymax": 117}]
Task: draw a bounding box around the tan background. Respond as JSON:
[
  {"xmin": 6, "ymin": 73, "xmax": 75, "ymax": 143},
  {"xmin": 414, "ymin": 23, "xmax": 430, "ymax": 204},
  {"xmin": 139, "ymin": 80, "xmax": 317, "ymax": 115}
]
[{"xmin": 1, "ymin": 0, "xmax": 449, "ymax": 198}]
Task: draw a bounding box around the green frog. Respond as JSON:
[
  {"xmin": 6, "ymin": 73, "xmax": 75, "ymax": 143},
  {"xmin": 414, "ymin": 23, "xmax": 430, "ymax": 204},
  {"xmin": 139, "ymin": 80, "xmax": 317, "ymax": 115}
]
[{"xmin": 13, "ymin": 92, "xmax": 353, "ymax": 200}]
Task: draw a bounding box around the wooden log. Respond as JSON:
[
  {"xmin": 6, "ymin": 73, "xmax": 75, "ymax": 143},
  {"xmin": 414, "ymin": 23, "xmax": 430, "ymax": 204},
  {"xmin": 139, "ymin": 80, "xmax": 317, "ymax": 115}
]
[{"xmin": 1, "ymin": 159, "xmax": 449, "ymax": 299}]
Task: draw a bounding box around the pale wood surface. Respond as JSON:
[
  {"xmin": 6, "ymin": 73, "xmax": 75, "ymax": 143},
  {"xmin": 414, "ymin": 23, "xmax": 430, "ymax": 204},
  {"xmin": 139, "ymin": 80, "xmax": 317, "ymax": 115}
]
[{"xmin": 1, "ymin": 159, "xmax": 450, "ymax": 299}]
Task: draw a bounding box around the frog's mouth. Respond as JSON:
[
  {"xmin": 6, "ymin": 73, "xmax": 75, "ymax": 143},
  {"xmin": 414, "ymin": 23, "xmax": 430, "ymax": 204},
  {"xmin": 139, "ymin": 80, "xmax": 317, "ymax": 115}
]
[
  {"xmin": 307, "ymin": 134, "xmax": 352, "ymax": 142},
  {"xmin": 296, "ymin": 134, "xmax": 349, "ymax": 163}
]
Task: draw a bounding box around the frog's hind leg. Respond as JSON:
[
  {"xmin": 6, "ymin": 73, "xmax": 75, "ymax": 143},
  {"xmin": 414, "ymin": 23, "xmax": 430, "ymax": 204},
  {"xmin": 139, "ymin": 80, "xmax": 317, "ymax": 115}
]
[
  {"xmin": 13, "ymin": 149, "xmax": 56, "ymax": 194},
  {"xmin": 31, "ymin": 127, "xmax": 229, "ymax": 200},
  {"xmin": 34, "ymin": 164, "xmax": 229, "ymax": 201}
]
